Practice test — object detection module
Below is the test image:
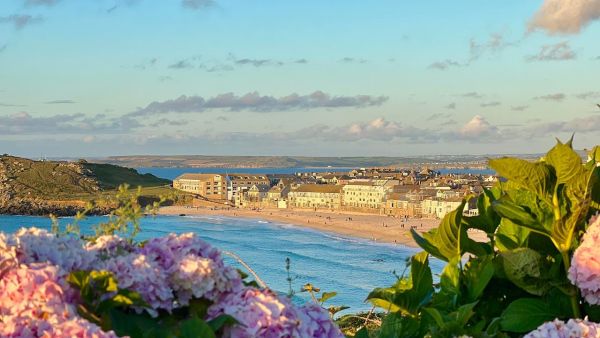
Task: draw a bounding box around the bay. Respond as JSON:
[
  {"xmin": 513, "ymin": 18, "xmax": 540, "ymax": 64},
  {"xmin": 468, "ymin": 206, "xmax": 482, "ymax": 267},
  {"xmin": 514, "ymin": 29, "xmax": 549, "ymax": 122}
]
[
  {"xmin": 137, "ymin": 167, "xmax": 352, "ymax": 180},
  {"xmin": 138, "ymin": 166, "xmax": 494, "ymax": 180}
]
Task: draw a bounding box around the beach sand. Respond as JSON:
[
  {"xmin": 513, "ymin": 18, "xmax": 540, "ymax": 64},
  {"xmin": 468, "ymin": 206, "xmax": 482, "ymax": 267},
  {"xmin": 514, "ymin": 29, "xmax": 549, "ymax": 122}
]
[{"xmin": 158, "ymin": 206, "xmax": 488, "ymax": 248}]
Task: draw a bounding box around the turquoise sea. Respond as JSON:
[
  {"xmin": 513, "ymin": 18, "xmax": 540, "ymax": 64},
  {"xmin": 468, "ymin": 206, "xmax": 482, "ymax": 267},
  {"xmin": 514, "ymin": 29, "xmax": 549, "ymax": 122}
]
[
  {"xmin": 137, "ymin": 167, "xmax": 494, "ymax": 180},
  {"xmin": 0, "ymin": 214, "xmax": 444, "ymax": 314}
]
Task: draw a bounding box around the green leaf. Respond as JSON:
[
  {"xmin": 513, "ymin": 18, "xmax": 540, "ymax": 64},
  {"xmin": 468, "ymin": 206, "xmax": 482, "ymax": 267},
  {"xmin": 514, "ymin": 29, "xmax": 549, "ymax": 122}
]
[
  {"xmin": 463, "ymin": 255, "xmax": 495, "ymax": 302},
  {"xmin": 207, "ymin": 315, "xmax": 237, "ymax": 332},
  {"xmin": 328, "ymin": 305, "xmax": 350, "ymax": 316},
  {"xmin": 106, "ymin": 308, "xmax": 160, "ymax": 338},
  {"xmin": 492, "ymin": 199, "xmax": 549, "ymax": 236},
  {"xmin": 411, "ymin": 200, "xmax": 467, "ymax": 262},
  {"xmin": 499, "ymin": 248, "xmax": 551, "ymax": 296},
  {"xmin": 378, "ymin": 312, "xmax": 421, "ymax": 338},
  {"xmin": 366, "ymin": 252, "xmax": 433, "ymax": 316},
  {"xmin": 353, "ymin": 327, "xmax": 370, "ymax": 338},
  {"xmin": 464, "ymin": 186, "xmax": 501, "ymax": 235},
  {"xmin": 455, "ymin": 301, "xmax": 478, "ymax": 326},
  {"xmin": 546, "ymin": 140, "xmax": 586, "ymax": 193},
  {"xmin": 489, "ymin": 158, "xmax": 555, "ymax": 201},
  {"xmin": 495, "ymin": 218, "xmax": 531, "ymax": 251},
  {"xmin": 501, "ymin": 298, "xmax": 560, "ymax": 333},
  {"xmin": 319, "ymin": 291, "xmax": 337, "ymax": 304},
  {"xmin": 180, "ymin": 317, "xmax": 215, "ymax": 338},
  {"xmin": 188, "ymin": 298, "xmax": 211, "ymax": 319},
  {"xmin": 440, "ymin": 257, "xmax": 460, "ymax": 298},
  {"xmin": 423, "ymin": 307, "xmax": 445, "ymax": 327}
]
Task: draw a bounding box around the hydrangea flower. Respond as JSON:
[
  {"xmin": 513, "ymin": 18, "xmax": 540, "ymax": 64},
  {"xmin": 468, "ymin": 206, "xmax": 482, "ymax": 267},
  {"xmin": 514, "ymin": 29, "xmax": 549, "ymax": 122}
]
[
  {"xmin": 297, "ymin": 303, "xmax": 345, "ymax": 338},
  {"xmin": 0, "ymin": 228, "xmax": 343, "ymax": 337},
  {"xmin": 139, "ymin": 233, "xmax": 242, "ymax": 304},
  {"xmin": 569, "ymin": 215, "xmax": 600, "ymax": 305},
  {"xmin": 10, "ymin": 227, "xmax": 96, "ymax": 272},
  {"xmin": 208, "ymin": 287, "xmax": 343, "ymax": 338},
  {"xmin": 207, "ymin": 287, "xmax": 303, "ymax": 338},
  {"xmin": 0, "ymin": 262, "xmax": 118, "ymax": 338},
  {"xmin": 100, "ymin": 252, "xmax": 173, "ymax": 315},
  {"xmin": 0, "ymin": 232, "xmax": 17, "ymax": 268},
  {"xmin": 86, "ymin": 234, "xmax": 134, "ymax": 259},
  {"xmin": 524, "ymin": 317, "xmax": 600, "ymax": 338}
]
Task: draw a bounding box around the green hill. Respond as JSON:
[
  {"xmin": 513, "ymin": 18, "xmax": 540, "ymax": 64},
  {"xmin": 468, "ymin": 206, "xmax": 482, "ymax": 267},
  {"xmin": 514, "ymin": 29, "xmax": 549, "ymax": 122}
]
[
  {"xmin": 81, "ymin": 162, "xmax": 170, "ymax": 189},
  {"xmin": 0, "ymin": 155, "xmax": 181, "ymax": 216},
  {"xmin": 0, "ymin": 155, "xmax": 170, "ymax": 200}
]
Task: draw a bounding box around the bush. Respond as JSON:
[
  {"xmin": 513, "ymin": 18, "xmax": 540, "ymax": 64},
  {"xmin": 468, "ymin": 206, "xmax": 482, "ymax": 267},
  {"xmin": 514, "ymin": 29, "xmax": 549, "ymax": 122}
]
[{"xmin": 359, "ymin": 140, "xmax": 600, "ymax": 337}]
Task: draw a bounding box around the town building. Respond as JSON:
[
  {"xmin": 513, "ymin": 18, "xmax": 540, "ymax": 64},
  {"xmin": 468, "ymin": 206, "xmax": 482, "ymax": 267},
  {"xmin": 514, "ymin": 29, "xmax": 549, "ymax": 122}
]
[
  {"xmin": 288, "ymin": 184, "xmax": 343, "ymax": 210},
  {"xmin": 384, "ymin": 193, "xmax": 423, "ymax": 217},
  {"xmin": 341, "ymin": 179, "xmax": 398, "ymax": 212},
  {"xmin": 421, "ymin": 197, "xmax": 464, "ymax": 219},
  {"xmin": 226, "ymin": 174, "xmax": 270, "ymax": 201},
  {"xmin": 246, "ymin": 184, "xmax": 270, "ymax": 202},
  {"xmin": 172, "ymin": 173, "xmax": 227, "ymax": 200}
]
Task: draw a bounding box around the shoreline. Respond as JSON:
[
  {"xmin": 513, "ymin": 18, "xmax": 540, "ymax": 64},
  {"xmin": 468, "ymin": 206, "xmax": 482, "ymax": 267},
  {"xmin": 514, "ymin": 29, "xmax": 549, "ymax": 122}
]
[{"xmin": 158, "ymin": 206, "xmax": 445, "ymax": 248}]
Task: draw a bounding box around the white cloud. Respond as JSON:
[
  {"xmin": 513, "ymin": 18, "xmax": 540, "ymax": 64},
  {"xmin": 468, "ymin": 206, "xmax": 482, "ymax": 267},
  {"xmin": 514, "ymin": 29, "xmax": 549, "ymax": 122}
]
[
  {"xmin": 458, "ymin": 115, "xmax": 500, "ymax": 140},
  {"xmin": 529, "ymin": 0, "xmax": 600, "ymax": 34}
]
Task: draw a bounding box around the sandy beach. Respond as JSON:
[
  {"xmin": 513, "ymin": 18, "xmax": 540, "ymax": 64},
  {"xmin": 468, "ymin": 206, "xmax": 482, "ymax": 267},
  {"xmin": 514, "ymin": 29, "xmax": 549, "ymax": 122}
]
[{"xmin": 158, "ymin": 206, "xmax": 480, "ymax": 248}]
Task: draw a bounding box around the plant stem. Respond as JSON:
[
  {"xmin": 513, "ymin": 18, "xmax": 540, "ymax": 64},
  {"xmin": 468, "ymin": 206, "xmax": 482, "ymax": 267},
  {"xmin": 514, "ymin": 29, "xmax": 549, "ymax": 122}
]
[{"xmin": 561, "ymin": 251, "xmax": 582, "ymax": 319}]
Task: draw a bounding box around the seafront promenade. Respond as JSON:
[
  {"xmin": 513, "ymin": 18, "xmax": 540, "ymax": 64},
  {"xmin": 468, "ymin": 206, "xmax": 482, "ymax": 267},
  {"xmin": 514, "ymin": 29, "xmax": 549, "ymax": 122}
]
[{"xmin": 158, "ymin": 205, "xmax": 486, "ymax": 247}]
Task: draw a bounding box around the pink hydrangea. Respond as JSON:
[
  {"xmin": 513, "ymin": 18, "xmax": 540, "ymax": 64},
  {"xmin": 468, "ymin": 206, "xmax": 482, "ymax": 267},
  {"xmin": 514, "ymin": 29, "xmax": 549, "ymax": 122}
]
[
  {"xmin": 86, "ymin": 234, "xmax": 134, "ymax": 259},
  {"xmin": 569, "ymin": 215, "xmax": 600, "ymax": 305},
  {"xmin": 11, "ymin": 227, "xmax": 96, "ymax": 272},
  {"xmin": 0, "ymin": 262, "xmax": 118, "ymax": 338},
  {"xmin": 524, "ymin": 317, "xmax": 600, "ymax": 338},
  {"xmin": 2, "ymin": 315, "xmax": 120, "ymax": 338},
  {"xmin": 297, "ymin": 303, "xmax": 345, "ymax": 338},
  {"xmin": 207, "ymin": 287, "xmax": 303, "ymax": 338},
  {"xmin": 139, "ymin": 233, "xmax": 242, "ymax": 304},
  {"xmin": 100, "ymin": 252, "xmax": 173, "ymax": 315},
  {"xmin": 207, "ymin": 287, "xmax": 343, "ymax": 338},
  {"xmin": 0, "ymin": 232, "xmax": 17, "ymax": 269}
]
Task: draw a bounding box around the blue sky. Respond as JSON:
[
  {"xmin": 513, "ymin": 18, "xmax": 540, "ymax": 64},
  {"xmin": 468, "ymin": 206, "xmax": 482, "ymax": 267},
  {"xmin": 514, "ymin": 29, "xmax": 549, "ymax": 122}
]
[{"xmin": 1, "ymin": 0, "xmax": 599, "ymax": 157}]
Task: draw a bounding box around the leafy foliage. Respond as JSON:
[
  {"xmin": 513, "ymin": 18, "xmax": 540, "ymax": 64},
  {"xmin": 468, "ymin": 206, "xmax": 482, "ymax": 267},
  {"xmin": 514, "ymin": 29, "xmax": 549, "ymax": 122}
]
[{"xmin": 366, "ymin": 139, "xmax": 600, "ymax": 337}]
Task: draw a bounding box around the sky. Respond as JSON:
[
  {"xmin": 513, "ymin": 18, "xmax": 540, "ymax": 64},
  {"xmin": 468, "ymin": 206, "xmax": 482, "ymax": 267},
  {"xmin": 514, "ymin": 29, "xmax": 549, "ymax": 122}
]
[{"xmin": 0, "ymin": 0, "xmax": 599, "ymax": 158}]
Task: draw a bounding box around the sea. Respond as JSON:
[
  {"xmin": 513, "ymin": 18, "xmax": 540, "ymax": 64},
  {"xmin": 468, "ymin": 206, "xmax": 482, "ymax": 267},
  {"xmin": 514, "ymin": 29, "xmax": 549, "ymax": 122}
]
[
  {"xmin": 0, "ymin": 214, "xmax": 445, "ymax": 314},
  {"xmin": 137, "ymin": 167, "xmax": 494, "ymax": 180}
]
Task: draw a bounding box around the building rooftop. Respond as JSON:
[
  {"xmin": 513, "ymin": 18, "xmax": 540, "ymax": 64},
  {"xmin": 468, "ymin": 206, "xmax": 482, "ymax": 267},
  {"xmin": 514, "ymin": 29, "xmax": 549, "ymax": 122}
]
[
  {"xmin": 175, "ymin": 173, "xmax": 223, "ymax": 180},
  {"xmin": 293, "ymin": 184, "xmax": 343, "ymax": 193}
]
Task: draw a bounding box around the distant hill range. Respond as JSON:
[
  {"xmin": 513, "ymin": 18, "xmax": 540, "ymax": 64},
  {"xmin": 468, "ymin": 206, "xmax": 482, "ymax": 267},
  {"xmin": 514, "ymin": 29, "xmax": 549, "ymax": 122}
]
[
  {"xmin": 90, "ymin": 151, "xmax": 590, "ymax": 169},
  {"xmin": 90, "ymin": 155, "xmax": 507, "ymax": 169},
  {"xmin": 0, "ymin": 155, "xmax": 171, "ymax": 215}
]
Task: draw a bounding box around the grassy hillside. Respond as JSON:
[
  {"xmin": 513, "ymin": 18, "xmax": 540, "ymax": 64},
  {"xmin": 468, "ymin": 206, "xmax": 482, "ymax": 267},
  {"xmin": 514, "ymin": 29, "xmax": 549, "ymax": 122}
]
[
  {"xmin": 0, "ymin": 155, "xmax": 170, "ymax": 200},
  {"xmin": 0, "ymin": 155, "xmax": 191, "ymax": 215},
  {"xmin": 81, "ymin": 162, "xmax": 170, "ymax": 189}
]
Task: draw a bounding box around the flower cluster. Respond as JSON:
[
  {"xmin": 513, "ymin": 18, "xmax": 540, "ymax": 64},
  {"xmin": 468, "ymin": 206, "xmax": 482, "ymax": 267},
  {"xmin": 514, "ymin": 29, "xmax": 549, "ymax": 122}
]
[
  {"xmin": 0, "ymin": 262, "xmax": 118, "ymax": 338},
  {"xmin": 0, "ymin": 227, "xmax": 344, "ymax": 338},
  {"xmin": 207, "ymin": 288, "xmax": 344, "ymax": 338},
  {"xmin": 139, "ymin": 233, "xmax": 243, "ymax": 305},
  {"xmin": 10, "ymin": 227, "xmax": 96, "ymax": 272},
  {"xmin": 569, "ymin": 215, "xmax": 600, "ymax": 305},
  {"xmin": 86, "ymin": 234, "xmax": 134, "ymax": 259},
  {"xmin": 524, "ymin": 317, "xmax": 600, "ymax": 338}
]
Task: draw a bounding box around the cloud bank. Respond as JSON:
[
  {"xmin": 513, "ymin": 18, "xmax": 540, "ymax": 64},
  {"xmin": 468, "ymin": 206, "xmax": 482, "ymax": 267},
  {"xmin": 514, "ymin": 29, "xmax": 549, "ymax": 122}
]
[{"xmin": 130, "ymin": 91, "xmax": 389, "ymax": 116}]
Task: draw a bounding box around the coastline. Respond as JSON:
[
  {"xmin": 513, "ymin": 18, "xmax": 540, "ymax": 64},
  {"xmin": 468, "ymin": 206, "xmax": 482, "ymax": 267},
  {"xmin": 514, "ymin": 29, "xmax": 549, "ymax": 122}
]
[{"xmin": 158, "ymin": 206, "xmax": 445, "ymax": 248}]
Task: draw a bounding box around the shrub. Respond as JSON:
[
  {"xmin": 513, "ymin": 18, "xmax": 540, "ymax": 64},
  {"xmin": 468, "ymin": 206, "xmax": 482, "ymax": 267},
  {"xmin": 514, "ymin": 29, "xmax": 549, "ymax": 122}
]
[
  {"xmin": 0, "ymin": 188, "xmax": 344, "ymax": 338},
  {"xmin": 360, "ymin": 140, "xmax": 600, "ymax": 337}
]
